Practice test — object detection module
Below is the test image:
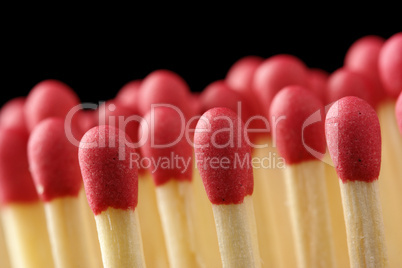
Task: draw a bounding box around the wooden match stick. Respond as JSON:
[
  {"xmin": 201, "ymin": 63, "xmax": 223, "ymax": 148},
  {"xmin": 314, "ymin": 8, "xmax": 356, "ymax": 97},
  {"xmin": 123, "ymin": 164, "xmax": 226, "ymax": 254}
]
[
  {"xmin": 326, "ymin": 96, "xmax": 389, "ymax": 268},
  {"xmin": 227, "ymin": 56, "xmax": 288, "ymax": 268},
  {"xmin": 194, "ymin": 107, "xmax": 261, "ymax": 268},
  {"xmin": 99, "ymin": 99, "xmax": 170, "ymax": 267},
  {"xmin": 345, "ymin": 34, "xmax": 402, "ymax": 266},
  {"xmin": 28, "ymin": 118, "xmax": 94, "ymax": 268},
  {"xmin": 270, "ymin": 85, "xmax": 336, "ymax": 268},
  {"xmin": 0, "ymin": 127, "xmax": 54, "ymax": 268},
  {"xmin": 140, "ymin": 107, "xmax": 198, "ymax": 268},
  {"xmin": 79, "ymin": 125, "xmax": 146, "ymax": 268},
  {"xmin": 396, "ymin": 92, "xmax": 402, "ymax": 134},
  {"xmin": 0, "ymin": 215, "xmax": 11, "ymax": 268}
]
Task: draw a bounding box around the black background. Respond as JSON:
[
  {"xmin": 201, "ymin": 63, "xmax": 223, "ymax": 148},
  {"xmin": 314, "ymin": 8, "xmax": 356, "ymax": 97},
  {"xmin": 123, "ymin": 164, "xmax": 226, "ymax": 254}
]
[{"xmin": 2, "ymin": 22, "xmax": 400, "ymax": 108}]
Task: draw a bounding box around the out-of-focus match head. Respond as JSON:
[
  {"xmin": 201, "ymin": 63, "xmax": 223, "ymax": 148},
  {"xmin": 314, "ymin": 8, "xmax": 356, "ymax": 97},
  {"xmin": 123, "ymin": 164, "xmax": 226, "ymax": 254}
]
[
  {"xmin": 28, "ymin": 118, "xmax": 83, "ymax": 202},
  {"xmin": 344, "ymin": 35, "xmax": 386, "ymax": 106},
  {"xmin": 253, "ymin": 54, "xmax": 308, "ymax": 116},
  {"xmin": 327, "ymin": 68, "xmax": 374, "ymax": 107},
  {"xmin": 396, "ymin": 92, "xmax": 402, "ymax": 135},
  {"xmin": 25, "ymin": 79, "xmax": 80, "ymax": 131},
  {"xmin": 200, "ymin": 80, "xmax": 267, "ymax": 142},
  {"xmin": 0, "ymin": 127, "xmax": 39, "ymax": 205},
  {"xmin": 139, "ymin": 106, "xmax": 193, "ymax": 186},
  {"xmin": 79, "ymin": 125, "xmax": 138, "ymax": 215},
  {"xmin": 97, "ymin": 100, "xmax": 141, "ymax": 144},
  {"xmin": 325, "ymin": 96, "xmax": 381, "ymax": 183},
  {"xmin": 269, "ymin": 85, "xmax": 326, "ymax": 164},
  {"xmin": 0, "ymin": 97, "xmax": 28, "ymax": 132},
  {"xmin": 138, "ymin": 70, "xmax": 193, "ymax": 118},
  {"xmin": 378, "ymin": 32, "xmax": 402, "ymax": 98},
  {"xmin": 308, "ymin": 68, "xmax": 329, "ymax": 103},
  {"xmin": 194, "ymin": 107, "xmax": 253, "ymax": 205},
  {"xmin": 226, "ymin": 56, "xmax": 264, "ymax": 93},
  {"xmin": 115, "ymin": 79, "xmax": 142, "ymax": 112}
]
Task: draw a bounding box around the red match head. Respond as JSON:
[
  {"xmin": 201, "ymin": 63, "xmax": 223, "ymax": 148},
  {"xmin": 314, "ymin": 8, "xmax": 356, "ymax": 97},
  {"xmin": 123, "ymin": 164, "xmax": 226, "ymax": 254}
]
[
  {"xmin": 226, "ymin": 56, "xmax": 263, "ymax": 93},
  {"xmin": 378, "ymin": 32, "xmax": 402, "ymax": 98},
  {"xmin": 396, "ymin": 92, "xmax": 402, "ymax": 135},
  {"xmin": 0, "ymin": 127, "xmax": 39, "ymax": 205},
  {"xmin": 28, "ymin": 118, "xmax": 83, "ymax": 202},
  {"xmin": 25, "ymin": 79, "xmax": 81, "ymax": 132},
  {"xmin": 325, "ymin": 96, "xmax": 381, "ymax": 183},
  {"xmin": 307, "ymin": 68, "xmax": 329, "ymax": 103},
  {"xmin": 327, "ymin": 68, "xmax": 374, "ymax": 107},
  {"xmin": 253, "ymin": 54, "xmax": 308, "ymax": 116},
  {"xmin": 200, "ymin": 80, "xmax": 266, "ymax": 142},
  {"xmin": 0, "ymin": 97, "xmax": 28, "ymax": 132},
  {"xmin": 194, "ymin": 107, "xmax": 253, "ymax": 205},
  {"xmin": 97, "ymin": 100, "xmax": 141, "ymax": 145},
  {"xmin": 344, "ymin": 35, "xmax": 386, "ymax": 107},
  {"xmin": 269, "ymin": 85, "xmax": 326, "ymax": 165},
  {"xmin": 115, "ymin": 80, "xmax": 142, "ymax": 112},
  {"xmin": 138, "ymin": 70, "xmax": 193, "ymax": 119},
  {"xmin": 139, "ymin": 106, "xmax": 193, "ymax": 186},
  {"xmin": 79, "ymin": 125, "xmax": 138, "ymax": 215}
]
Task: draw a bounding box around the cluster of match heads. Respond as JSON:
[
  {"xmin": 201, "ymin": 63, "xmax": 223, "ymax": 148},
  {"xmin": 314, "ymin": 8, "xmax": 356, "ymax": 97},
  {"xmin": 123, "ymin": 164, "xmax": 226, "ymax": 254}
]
[{"xmin": 0, "ymin": 33, "xmax": 401, "ymax": 268}]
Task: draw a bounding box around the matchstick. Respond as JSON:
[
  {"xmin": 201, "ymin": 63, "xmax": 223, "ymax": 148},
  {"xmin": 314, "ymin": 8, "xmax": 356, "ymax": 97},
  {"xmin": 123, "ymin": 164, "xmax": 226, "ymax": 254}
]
[
  {"xmin": 345, "ymin": 35, "xmax": 402, "ymax": 267},
  {"xmin": 0, "ymin": 216, "xmax": 11, "ymax": 268},
  {"xmin": 98, "ymin": 99, "xmax": 169, "ymax": 267},
  {"xmin": 28, "ymin": 118, "xmax": 93, "ymax": 268},
  {"xmin": 140, "ymin": 107, "xmax": 199, "ymax": 268},
  {"xmin": 115, "ymin": 79, "xmax": 142, "ymax": 110},
  {"xmin": 326, "ymin": 96, "xmax": 389, "ymax": 268},
  {"xmin": 0, "ymin": 127, "xmax": 54, "ymax": 268},
  {"xmin": 194, "ymin": 107, "xmax": 261, "ymax": 268},
  {"xmin": 270, "ymin": 85, "xmax": 336, "ymax": 268},
  {"xmin": 226, "ymin": 56, "xmax": 288, "ymax": 267},
  {"xmin": 79, "ymin": 125, "xmax": 146, "ymax": 268},
  {"xmin": 396, "ymin": 92, "xmax": 402, "ymax": 134}
]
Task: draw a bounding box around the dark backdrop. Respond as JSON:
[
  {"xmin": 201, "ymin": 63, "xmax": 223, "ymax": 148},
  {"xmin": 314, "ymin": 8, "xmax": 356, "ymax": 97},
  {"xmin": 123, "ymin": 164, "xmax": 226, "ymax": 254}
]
[{"xmin": 2, "ymin": 24, "xmax": 400, "ymax": 107}]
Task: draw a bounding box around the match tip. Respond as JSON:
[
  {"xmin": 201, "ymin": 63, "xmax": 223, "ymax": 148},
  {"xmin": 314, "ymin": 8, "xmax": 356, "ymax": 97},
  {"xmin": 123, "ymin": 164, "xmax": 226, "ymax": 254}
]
[
  {"xmin": 138, "ymin": 69, "xmax": 192, "ymax": 118},
  {"xmin": 115, "ymin": 79, "xmax": 142, "ymax": 111},
  {"xmin": 226, "ymin": 55, "xmax": 263, "ymax": 93},
  {"xmin": 379, "ymin": 32, "xmax": 402, "ymax": 98},
  {"xmin": 269, "ymin": 85, "xmax": 326, "ymax": 164},
  {"xmin": 253, "ymin": 54, "xmax": 308, "ymax": 112},
  {"xmin": 327, "ymin": 68, "xmax": 374, "ymax": 107},
  {"xmin": 79, "ymin": 125, "xmax": 138, "ymax": 215},
  {"xmin": 396, "ymin": 92, "xmax": 402, "ymax": 135},
  {"xmin": 344, "ymin": 35, "xmax": 386, "ymax": 105},
  {"xmin": 325, "ymin": 96, "xmax": 381, "ymax": 183},
  {"xmin": 25, "ymin": 79, "xmax": 80, "ymax": 131},
  {"xmin": 307, "ymin": 68, "xmax": 329, "ymax": 103},
  {"xmin": 0, "ymin": 127, "xmax": 39, "ymax": 204},
  {"xmin": 0, "ymin": 97, "xmax": 28, "ymax": 132},
  {"xmin": 194, "ymin": 107, "xmax": 253, "ymax": 205},
  {"xmin": 28, "ymin": 118, "xmax": 83, "ymax": 202},
  {"xmin": 139, "ymin": 106, "xmax": 193, "ymax": 186}
]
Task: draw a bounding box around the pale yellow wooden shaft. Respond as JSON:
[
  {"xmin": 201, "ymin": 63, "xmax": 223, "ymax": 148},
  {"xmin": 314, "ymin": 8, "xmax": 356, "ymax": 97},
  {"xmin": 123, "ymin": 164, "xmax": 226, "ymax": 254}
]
[
  {"xmin": 95, "ymin": 208, "xmax": 146, "ymax": 268},
  {"xmin": 252, "ymin": 139, "xmax": 290, "ymax": 268},
  {"xmin": 377, "ymin": 101, "xmax": 402, "ymax": 268},
  {"xmin": 285, "ymin": 160, "xmax": 336, "ymax": 268},
  {"xmin": 324, "ymin": 158, "xmax": 349, "ymax": 268},
  {"xmin": 212, "ymin": 196, "xmax": 260, "ymax": 268},
  {"xmin": 191, "ymin": 162, "xmax": 221, "ymax": 268},
  {"xmin": 156, "ymin": 180, "xmax": 199, "ymax": 268},
  {"xmin": 45, "ymin": 197, "xmax": 92, "ymax": 268},
  {"xmin": 1, "ymin": 202, "xmax": 54, "ymax": 268},
  {"xmin": 0, "ymin": 215, "xmax": 11, "ymax": 268},
  {"xmin": 339, "ymin": 180, "xmax": 389, "ymax": 268},
  {"xmin": 79, "ymin": 189, "xmax": 103, "ymax": 268},
  {"xmin": 137, "ymin": 173, "xmax": 169, "ymax": 268}
]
